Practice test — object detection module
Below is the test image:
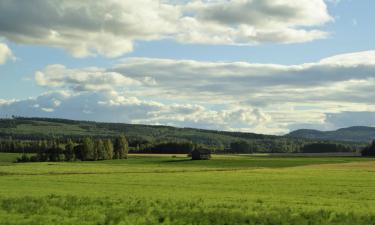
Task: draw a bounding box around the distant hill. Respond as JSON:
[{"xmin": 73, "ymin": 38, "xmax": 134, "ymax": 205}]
[
  {"xmin": 0, "ymin": 117, "xmax": 367, "ymax": 152},
  {"xmin": 0, "ymin": 117, "xmax": 275, "ymax": 146},
  {"xmin": 286, "ymin": 126, "xmax": 375, "ymax": 143}
]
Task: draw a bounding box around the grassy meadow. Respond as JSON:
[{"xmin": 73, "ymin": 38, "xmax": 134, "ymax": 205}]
[{"xmin": 0, "ymin": 153, "xmax": 375, "ymax": 224}]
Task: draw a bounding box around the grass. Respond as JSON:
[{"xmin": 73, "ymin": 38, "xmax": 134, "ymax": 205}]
[{"xmin": 0, "ymin": 153, "xmax": 375, "ymax": 224}]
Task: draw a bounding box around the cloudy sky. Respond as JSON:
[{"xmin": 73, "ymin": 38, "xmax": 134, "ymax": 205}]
[{"xmin": 0, "ymin": 0, "xmax": 374, "ymax": 134}]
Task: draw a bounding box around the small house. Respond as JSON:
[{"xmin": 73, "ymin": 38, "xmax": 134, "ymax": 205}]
[{"xmin": 191, "ymin": 148, "xmax": 211, "ymax": 160}]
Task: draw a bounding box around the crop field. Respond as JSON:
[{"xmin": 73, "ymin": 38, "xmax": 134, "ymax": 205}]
[{"xmin": 0, "ymin": 153, "xmax": 375, "ymax": 225}]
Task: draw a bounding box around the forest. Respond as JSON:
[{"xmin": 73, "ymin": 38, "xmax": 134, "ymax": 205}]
[{"xmin": 0, "ymin": 117, "xmax": 370, "ymax": 161}]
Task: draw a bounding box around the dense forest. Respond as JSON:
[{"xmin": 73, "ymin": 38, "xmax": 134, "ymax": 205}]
[
  {"xmin": 0, "ymin": 117, "xmax": 368, "ymax": 159},
  {"xmin": 12, "ymin": 135, "xmax": 129, "ymax": 162}
]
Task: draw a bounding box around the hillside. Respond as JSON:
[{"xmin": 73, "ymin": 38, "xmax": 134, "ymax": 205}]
[
  {"xmin": 0, "ymin": 117, "xmax": 366, "ymax": 152},
  {"xmin": 287, "ymin": 126, "xmax": 375, "ymax": 143},
  {"xmin": 0, "ymin": 117, "xmax": 276, "ymax": 146}
]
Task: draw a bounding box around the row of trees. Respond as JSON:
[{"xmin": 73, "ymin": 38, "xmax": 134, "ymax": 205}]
[
  {"xmin": 226, "ymin": 140, "xmax": 356, "ymax": 154},
  {"xmin": 1, "ymin": 135, "xmax": 365, "ymax": 160},
  {"xmin": 0, "ymin": 139, "xmax": 45, "ymax": 153},
  {"xmin": 362, "ymin": 140, "xmax": 375, "ymax": 156},
  {"xmin": 11, "ymin": 138, "xmax": 375, "ymax": 162},
  {"xmin": 229, "ymin": 141, "xmax": 254, "ymax": 153},
  {"xmin": 130, "ymin": 142, "xmax": 195, "ymax": 154},
  {"xmin": 300, "ymin": 143, "xmax": 352, "ymax": 153},
  {"xmin": 17, "ymin": 135, "xmax": 129, "ymax": 162}
]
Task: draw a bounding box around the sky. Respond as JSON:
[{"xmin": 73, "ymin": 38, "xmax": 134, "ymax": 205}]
[{"xmin": 0, "ymin": 0, "xmax": 375, "ymax": 134}]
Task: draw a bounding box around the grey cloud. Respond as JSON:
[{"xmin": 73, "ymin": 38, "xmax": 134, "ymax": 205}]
[
  {"xmin": 3, "ymin": 50, "xmax": 375, "ymax": 134},
  {"xmin": 0, "ymin": 0, "xmax": 178, "ymax": 57},
  {"xmin": 192, "ymin": 0, "xmax": 325, "ymax": 27},
  {"xmin": 178, "ymin": 0, "xmax": 331, "ymax": 44},
  {"xmin": 0, "ymin": 0, "xmax": 332, "ymax": 57},
  {"xmin": 112, "ymin": 52, "xmax": 375, "ymax": 106},
  {"xmin": 15, "ymin": 50, "xmax": 374, "ymax": 134},
  {"xmin": 35, "ymin": 64, "xmax": 142, "ymax": 93}
]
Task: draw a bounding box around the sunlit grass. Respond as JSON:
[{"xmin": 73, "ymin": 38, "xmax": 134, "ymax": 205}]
[{"xmin": 0, "ymin": 153, "xmax": 375, "ymax": 224}]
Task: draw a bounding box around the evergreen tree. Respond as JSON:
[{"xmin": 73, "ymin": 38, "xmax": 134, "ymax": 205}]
[
  {"xmin": 230, "ymin": 141, "xmax": 253, "ymax": 153},
  {"xmin": 48, "ymin": 139, "xmax": 64, "ymax": 161},
  {"xmin": 36, "ymin": 140, "xmax": 48, "ymax": 161},
  {"xmin": 74, "ymin": 144, "xmax": 84, "ymax": 161},
  {"xmin": 114, "ymin": 135, "xmax": 129, "ymax": 159},
  {"xmin": 82, "ymin": 137, "xmax": 95, "ymax": 161},
  {"xmin": 96, "ymin": 139, "xmax": 106, "ymax": 160},
  {"xmin": 104, "ymin": 139, "xmax": 114, "ymax": 160},
  {"xmin": 64, "ymin": 139, "xmax": 75, "ymax": 161}
]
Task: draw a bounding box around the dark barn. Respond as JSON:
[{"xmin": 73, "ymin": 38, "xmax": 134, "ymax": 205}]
[{"xmin": 191, "ymin": 149, "xmax": 211, "ymax": 160}]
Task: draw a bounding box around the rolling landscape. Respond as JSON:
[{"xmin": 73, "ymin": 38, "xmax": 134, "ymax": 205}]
[
  {"xmin": 0, "ymin": 117, "xmax": 375, "ymax": 224},
  {"xmin": 287, "ymin": 126, "xmax": 375, "ymax": 142},
  {"xmin": 1, "ymin": 0, "xmax": 375, "ymax": 224}
]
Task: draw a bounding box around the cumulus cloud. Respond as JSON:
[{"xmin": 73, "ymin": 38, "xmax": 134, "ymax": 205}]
[
  {"xmin": 178, "ymin": 0, "xmax": 332, "ymax": 44},
  {"xmin": 35, "ymin": 64, "xmax": 142, "ymax": 93},
  {"xmin": 0, "ymin": 91, "xmax": 271, "ymax": 132},
  {"xmin": 113, "ymin": 50, "xmax": 375, "ymax": 106},
  {"xmin": 0, "ymin": 0, "xmax": 178, "ymax": 57},
  {"xmin": 2, "ymin": 50, "xmax": 375, "ymax": 134},
  {"xmin": 0, "ymin": 42, "xmax": 13, "ymax": 65},
  {"xmin": 0, "ymin": 0, "xmax": 333, "ymax": 57}
]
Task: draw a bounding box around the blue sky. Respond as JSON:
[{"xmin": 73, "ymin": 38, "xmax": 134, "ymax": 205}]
[{"xmin": 1, "ymin": 0, "xmax": 375, "ymax": 134}]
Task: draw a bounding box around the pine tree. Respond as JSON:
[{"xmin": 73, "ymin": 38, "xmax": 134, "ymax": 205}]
[
  {"xmin": 82, "ymin": 137, "xmax": 95, "ymax": 161},
  {"xmin": 96, "ymin": 139, "xmax": 106, "ymax": 160},
  {"xmin": 104, "ymin": 139, "xmax": 114, "ymax": 160},
  {"xmin": 114, "ymin": 135, "xmax": 129, "ymax": 159},
  {"xmin": 64, "ymin": 139, "xmax": 75, "ymax": 161}
]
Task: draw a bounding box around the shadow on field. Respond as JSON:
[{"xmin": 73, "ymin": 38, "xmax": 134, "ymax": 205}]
[
  {"xmin": 156, "ymin": 155, "xmax": 375, "ymax": 170},
  {"xmin": 162, "ymin": 159, "xmax": 192, "ymax": 163}
]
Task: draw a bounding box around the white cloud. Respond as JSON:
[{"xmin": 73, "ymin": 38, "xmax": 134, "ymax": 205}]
[
  {"xmin": 0, "ymin": 0, "xmax": 179, "ymax": 58},
  {"xmin": 112, "ymin": 51, "xmax": 375, "ymax": 106},
  {"xmin": 319, "ymin": 50, "xmax": 375, "ymax": 66},
  {"xmin": 112, "ymin": 50, "xmax": 375, "ymax": 132},
  {"xmin": 3, "ymin": 50, "xmax": 375, "ymax": 134},
  {"xmin": 0, "ymin": 42, "xmax": 13, "ymax": 65},
  {"xmin": 0, "ymin": 0, "xmax": 333, "ymax": 57},
  {"xmin": 0, "ymin": 91, "xmax": 272, "ymax": 132},
  {"xmin": 35, "ymin": 64, "xmax": 142, "ymax": 93},
  {"xmin": 178, "ymin": 0, "xmax": 332, "ymax": 44}
]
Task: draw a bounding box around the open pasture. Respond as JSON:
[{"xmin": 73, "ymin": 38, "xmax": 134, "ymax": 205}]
[{"xmin": 0, "ymin": 153, "xmax": 375, "ymax": 225}]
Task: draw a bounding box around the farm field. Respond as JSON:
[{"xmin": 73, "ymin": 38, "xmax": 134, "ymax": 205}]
[{"xmin": 0, "ymin": 153, "xmax": 375, "ymax": 225}]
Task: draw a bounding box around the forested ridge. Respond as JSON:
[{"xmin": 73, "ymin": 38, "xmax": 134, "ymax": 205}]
[
  {"xmin": 287, "ymin": 126, "xmax": 375, "ymax": 142},
  {"xmin": 0, "ymin": 117, "xmax": 366, "ymax": 156}
]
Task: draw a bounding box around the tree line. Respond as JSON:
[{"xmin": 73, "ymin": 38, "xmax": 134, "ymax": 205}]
[
  {"xmin": 0, "ymin": 135, "xmax": 367, "ymax": 162},
  {"xmin": 362, "ymin": 140, "xmax": 375, "ymax": 156},
  {"xmin": 16, "ymin": 135, "xmax": 129, "ymax": 162}
]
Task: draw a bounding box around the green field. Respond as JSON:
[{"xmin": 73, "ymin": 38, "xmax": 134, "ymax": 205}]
[{"xmin": 0, "ymin": 153, "xmax": 375, "ymax": 225}]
